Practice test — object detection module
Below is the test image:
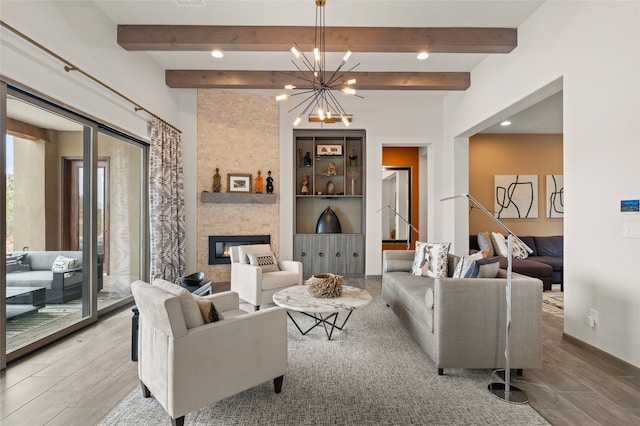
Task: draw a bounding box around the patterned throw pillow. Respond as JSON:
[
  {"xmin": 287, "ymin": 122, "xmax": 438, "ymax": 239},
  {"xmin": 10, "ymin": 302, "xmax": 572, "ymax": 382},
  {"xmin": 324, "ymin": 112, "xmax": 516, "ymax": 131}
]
[
  {"xmin": 194, "ymin": 296, "xmax": 224, "ymax": 323},
  {"xmin": 512, "ymin": 238, "xmax": 529, "ymax": 259},
  {"xmin": 247, "ymin": 252, "xmax": 280, "ymax": 273},
  {"xmin": 411, "ymin": 241, "xmax": 430, "ymax": 276},
  {"xmin": 51, "ymin": 255, "xmax": 79, "ymax": 272},
  {"xmin": 452, "ymin": 252, "xmax": 485, "ymax": 278},
  {"xmin": 424, "ymin": 242, "xmax": 451, "ymax": 278}
]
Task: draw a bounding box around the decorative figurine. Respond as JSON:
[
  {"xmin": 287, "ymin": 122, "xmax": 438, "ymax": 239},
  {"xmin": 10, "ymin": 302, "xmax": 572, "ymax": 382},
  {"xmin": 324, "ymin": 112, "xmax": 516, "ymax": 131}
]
[
  {"xmin": 349, "ymin": 149, "xmax": 358, "ymax": 166},
  {"xmin": 255, "ymin": 170, "xmax": 263, "ymax": 193},
  {"xmin": 212, "ymin": 167, "xmax": 222, "ymax": 192},
  {"xmin": 301, "ymin": 174, "xmax": 310, "ymax": 194},
  {"xmin": 347, "ymin": 169, "xmax": 359, "ymax": 195},
  {"xmin": 303, "ymin": 151, "xmax": 312, "ymax": 166},
  {"xmin": 326, "ymin": 180, "xmax": 335, "ymax": 195},
  {"xmin": 322, "ymin": 161, "xmax": 337, "ymax": 176},
  {"xmin": 266, "ymin": 170, "xmax": 274, "ymax": 194}
]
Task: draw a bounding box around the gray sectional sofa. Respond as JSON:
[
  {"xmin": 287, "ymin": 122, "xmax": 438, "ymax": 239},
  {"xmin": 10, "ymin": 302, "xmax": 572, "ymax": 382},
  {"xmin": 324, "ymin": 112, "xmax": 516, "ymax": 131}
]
[
  {"xmin": 6, "ymin": 251, "xmax": 103, "ymax": 303},
  {"xmin": 382, "ymin": 250, "xmax": 543, "ymax": 375}
]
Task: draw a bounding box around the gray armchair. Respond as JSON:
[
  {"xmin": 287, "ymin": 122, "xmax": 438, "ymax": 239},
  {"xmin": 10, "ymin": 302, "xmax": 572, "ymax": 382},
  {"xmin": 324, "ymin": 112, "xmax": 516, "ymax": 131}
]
[
  {"xmin": 230, "ymin": 244, "xmax": 302, "ymax": 310},
  {"xmin": 131, "ymin": 279, "xmax": 288, "ymax": 426}
]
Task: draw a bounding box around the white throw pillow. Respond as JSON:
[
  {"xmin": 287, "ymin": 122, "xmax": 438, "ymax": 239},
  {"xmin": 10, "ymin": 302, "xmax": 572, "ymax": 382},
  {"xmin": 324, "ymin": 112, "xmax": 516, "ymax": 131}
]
[
  {"xmin": 51, "ymin": 255, "xmax": 79, "ymax": 272},
  {"xmin": 246, "ymin": 252, "xmax": 280, "ymax": 273},
  {"xmin": 491, "ymin": 232, "xmax": 509, "ymax": 257},
  {"xmin": 477, "ymin": 231, "xmax": 495, "ymax": 255},
  {"xmin": 411, "ymin": 241, "xmax": 430, "ymax": 276}
]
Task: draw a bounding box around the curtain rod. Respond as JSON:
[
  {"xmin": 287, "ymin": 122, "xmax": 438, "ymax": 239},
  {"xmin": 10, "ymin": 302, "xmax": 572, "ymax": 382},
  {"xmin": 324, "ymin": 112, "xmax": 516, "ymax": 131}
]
[{"xmin": 0, "ymin": 20, "xmax": 181, "ymax": 134}]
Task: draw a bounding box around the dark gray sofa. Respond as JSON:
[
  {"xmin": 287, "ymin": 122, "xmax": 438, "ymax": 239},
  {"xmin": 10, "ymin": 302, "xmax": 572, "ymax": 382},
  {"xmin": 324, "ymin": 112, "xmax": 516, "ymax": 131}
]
[{"xmin": 470, "ymin": 235, "xmax": 563, "ymax": 291}]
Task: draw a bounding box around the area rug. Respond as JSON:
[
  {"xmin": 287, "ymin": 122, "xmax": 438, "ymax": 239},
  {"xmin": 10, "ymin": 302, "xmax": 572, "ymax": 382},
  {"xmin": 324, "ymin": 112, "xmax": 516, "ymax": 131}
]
[
  {"xmin": 99, "ymin": 295, "xmax": 549, "ymax": 425},
  {"xmin": 542, "ymin": 291, "xmax": 564, "ymax": 318}
]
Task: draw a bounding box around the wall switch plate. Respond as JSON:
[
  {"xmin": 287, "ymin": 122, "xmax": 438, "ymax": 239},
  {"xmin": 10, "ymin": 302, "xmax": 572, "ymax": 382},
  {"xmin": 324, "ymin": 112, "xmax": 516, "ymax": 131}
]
[
  {"xmin": 623, "ymin": 223, "xmax": 640, "ymax": 238},
  {"xmin": 588, "ymin": 308, "xmax": 598, "ymax": 328}
]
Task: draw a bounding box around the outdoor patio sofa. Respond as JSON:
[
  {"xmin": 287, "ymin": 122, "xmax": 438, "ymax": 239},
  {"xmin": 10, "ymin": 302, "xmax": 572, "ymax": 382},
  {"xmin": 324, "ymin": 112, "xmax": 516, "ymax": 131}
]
[{"xmin": 6, "ymin": 250, "xmax": 103, "ymax": 303}]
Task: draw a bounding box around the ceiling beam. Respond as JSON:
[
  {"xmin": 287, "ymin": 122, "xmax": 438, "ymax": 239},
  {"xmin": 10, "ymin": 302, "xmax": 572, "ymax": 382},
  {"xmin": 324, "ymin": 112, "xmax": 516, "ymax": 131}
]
[
  {"xmin": 165, "ymin": 70, "xmax": 470, "ymax": 90},
  {"xmin": 119, "ymin": 25, "xmax": 516, "ymax": 54},
  {"xmin": 7, "ymin": 118, "xmax": 47, "ymax": 141}
]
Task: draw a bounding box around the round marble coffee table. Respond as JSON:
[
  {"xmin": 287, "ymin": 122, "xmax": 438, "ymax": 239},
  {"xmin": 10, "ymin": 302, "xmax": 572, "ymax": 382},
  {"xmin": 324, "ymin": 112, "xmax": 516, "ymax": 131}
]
[{"xmin": 273, "ymin": 285, "xmax": 372, "ymax": 340}]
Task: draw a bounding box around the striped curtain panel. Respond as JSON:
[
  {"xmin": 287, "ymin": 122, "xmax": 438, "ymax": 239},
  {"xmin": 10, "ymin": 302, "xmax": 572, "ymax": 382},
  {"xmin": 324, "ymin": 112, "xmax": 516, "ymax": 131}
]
[{"xmin": 149, "ymin": 118, "xmax": 185, "ymax": 281}]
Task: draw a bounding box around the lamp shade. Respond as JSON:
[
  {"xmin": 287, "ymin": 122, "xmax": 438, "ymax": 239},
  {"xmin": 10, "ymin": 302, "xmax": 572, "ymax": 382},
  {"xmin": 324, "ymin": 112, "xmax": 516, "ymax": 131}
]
[{"xmin": 316, "ymin": 206, "xmax": 342, "ymax": 234}]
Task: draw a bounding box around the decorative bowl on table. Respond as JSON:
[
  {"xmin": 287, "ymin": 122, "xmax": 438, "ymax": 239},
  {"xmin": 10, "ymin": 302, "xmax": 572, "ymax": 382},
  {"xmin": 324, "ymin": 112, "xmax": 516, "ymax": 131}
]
[
  {"xmin": 305, "ymin": 273, "xmax": 343, "ymax": 298},
  {"xmin": 179, "ymin": 272, "xmax": 205, "ymax": 287}
]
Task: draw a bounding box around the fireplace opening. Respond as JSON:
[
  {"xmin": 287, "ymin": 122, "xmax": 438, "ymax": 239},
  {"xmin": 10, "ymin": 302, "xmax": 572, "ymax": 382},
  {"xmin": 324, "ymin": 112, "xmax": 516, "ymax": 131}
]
[{"xmin": 208, "ymin": 235, "xmax": 271, "ymax": 265}]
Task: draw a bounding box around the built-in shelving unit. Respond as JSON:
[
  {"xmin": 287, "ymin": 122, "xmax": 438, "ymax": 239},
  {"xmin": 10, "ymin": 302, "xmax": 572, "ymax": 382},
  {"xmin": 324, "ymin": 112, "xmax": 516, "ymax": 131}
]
[{"xmin": 293, "ymin": 129, "xmax": 366, "ymax": 276}]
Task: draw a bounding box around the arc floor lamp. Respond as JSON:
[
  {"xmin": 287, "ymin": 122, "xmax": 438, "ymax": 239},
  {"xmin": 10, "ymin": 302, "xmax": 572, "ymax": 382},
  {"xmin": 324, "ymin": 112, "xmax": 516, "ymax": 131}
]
[{"xmin": 441, "ymin": 193, "xmax": 533, "ymax": 404}]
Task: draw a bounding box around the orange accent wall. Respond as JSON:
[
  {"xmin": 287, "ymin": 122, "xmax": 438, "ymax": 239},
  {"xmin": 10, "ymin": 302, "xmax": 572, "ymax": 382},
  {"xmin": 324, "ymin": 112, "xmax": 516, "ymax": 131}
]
[
  {"xmin": 382, "ymin": 147, "xmax": 420, "ymax": 251},
  {"xmin": 469, "ymin": 134, "xmax": 563, "ymax": 237}
]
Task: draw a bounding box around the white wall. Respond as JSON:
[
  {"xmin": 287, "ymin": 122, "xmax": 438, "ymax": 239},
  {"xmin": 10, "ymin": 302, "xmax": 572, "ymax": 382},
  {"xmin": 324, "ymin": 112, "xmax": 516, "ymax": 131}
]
[
  {"xmin": 442, "ymin": 1, "xmax": 640, "ymax": 367},
  {"xmin": 1, "ymin": 0, "xmax": 184, "ymax": 273},
  {"xmin": 0, "ymin": 0, "xmax": 179, "ymax": 140}
]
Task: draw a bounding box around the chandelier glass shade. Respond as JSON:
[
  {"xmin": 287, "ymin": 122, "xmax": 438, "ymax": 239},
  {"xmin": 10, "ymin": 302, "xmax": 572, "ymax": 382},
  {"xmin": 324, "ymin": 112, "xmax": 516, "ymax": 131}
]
[{"xmin": 276, "ymin": 0, "xmax": 359, "ymax": 127}]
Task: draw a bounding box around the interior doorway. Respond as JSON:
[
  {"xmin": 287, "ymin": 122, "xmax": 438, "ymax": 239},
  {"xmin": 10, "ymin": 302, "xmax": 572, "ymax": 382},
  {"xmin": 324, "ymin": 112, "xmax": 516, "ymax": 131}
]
[{"xmin": 381, "ymin": 147, "xmax": 420, "ymax": 251}]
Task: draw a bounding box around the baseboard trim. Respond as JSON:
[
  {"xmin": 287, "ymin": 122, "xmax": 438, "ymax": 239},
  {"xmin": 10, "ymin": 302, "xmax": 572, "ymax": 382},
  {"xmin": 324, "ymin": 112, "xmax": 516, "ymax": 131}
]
[{"xmin": 562, "ymin": 332, "xmax": 639, "ymax": 372}]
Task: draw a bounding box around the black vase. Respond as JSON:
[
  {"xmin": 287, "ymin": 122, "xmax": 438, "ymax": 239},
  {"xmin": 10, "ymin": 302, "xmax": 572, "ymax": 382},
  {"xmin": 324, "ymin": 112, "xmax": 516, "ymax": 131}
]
[{"xmin": 316, "ymin": 206, "xmax": 342, "ymax": 234}]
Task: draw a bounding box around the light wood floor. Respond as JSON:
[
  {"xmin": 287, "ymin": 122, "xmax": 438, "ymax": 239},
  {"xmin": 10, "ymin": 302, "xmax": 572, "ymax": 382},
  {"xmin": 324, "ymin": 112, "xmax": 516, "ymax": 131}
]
[{"xmin": 1, "ymin": 279, "xmax": 639, "ymax": 425}]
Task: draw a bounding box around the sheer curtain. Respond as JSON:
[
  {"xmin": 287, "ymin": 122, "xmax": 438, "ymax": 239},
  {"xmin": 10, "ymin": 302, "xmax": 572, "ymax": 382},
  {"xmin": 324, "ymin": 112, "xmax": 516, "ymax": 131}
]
[{"xmin": 149, "ymin": 118, "xmax": 185, "ymax": 280}]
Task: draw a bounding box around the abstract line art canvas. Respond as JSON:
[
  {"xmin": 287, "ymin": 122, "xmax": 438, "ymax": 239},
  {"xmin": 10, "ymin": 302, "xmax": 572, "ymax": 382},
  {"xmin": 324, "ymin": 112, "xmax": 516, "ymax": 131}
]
[
  {"xmin": 546, "ymin": 175, "xmax": 564, "ymax": 218},
  {"xmin": 494, "ymin": 175, "xmax": 538, "ymax": 219}
]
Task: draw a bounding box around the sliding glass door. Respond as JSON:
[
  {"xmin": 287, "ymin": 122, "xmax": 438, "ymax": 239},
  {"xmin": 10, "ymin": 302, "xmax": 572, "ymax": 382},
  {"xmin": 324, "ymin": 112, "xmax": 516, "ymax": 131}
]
[
  {"xmin": 94, "ymin": 131, "xmax": 144, "ymax": 311},
  {"xmin": 2, "ymin": 83, "xmax": 147, "ymax": 366},
  {"xmin": 3, "ymin": 93, "xmax": 93, "ymax": 356}
]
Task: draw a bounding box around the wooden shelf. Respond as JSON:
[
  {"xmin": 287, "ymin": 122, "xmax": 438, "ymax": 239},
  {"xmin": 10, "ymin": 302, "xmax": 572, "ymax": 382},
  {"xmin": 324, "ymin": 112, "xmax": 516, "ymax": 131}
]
[{"xmin": 200, "ymin": 192, "xmax": 276, "ymax": 204}]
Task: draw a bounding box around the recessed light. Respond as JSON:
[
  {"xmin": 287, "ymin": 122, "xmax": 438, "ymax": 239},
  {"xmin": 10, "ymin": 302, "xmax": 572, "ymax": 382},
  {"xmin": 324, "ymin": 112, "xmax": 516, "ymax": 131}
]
[
  {"xmin": 175, "ymin": 0, "xmax": 206, "ymax": 6},
  {"xmin": 211, "ymin": 50, "xmax": 223, "ymax": 58},
  {"xmin": 500, "ymin": 120, "xmax": 512, "ymax": 127},
  {"xmin": 417, "ymin": 52, "xmax": 429, "ymax": 60}
]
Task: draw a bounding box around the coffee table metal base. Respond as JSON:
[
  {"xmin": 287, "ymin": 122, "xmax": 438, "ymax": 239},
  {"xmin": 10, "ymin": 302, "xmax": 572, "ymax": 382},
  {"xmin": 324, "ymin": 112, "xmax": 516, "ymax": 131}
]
[
  {"xmin": 287, "ymin": 309, "xmax": 354, "ymax": 340},
  {"xmin": 273, "ymin": 285, "xmax": 372, "ymax": 340}
]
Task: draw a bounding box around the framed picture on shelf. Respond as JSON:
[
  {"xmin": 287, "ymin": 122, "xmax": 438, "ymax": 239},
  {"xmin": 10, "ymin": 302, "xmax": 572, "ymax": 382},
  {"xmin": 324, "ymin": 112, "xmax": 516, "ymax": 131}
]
[
  {"xmin": 227, "ymin": 173, "xmax": 252, "ymax": 193},
  {"xmin": 317, "ymin": 144, "xmax": 342, "ymax": 156}
]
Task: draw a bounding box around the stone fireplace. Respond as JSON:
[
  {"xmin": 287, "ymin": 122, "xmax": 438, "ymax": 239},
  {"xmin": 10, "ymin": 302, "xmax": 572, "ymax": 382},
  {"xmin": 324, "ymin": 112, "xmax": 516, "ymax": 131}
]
[{"xmin": 196, "ymin": 90, "xmax": 280, "ymax": 283}]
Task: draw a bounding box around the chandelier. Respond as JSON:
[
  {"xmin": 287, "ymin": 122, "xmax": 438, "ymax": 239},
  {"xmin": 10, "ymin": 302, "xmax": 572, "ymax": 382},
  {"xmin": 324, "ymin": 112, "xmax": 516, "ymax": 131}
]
[{"xmin": 276, "ymin": 0, "xmax": 359, "ymax": 127}]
